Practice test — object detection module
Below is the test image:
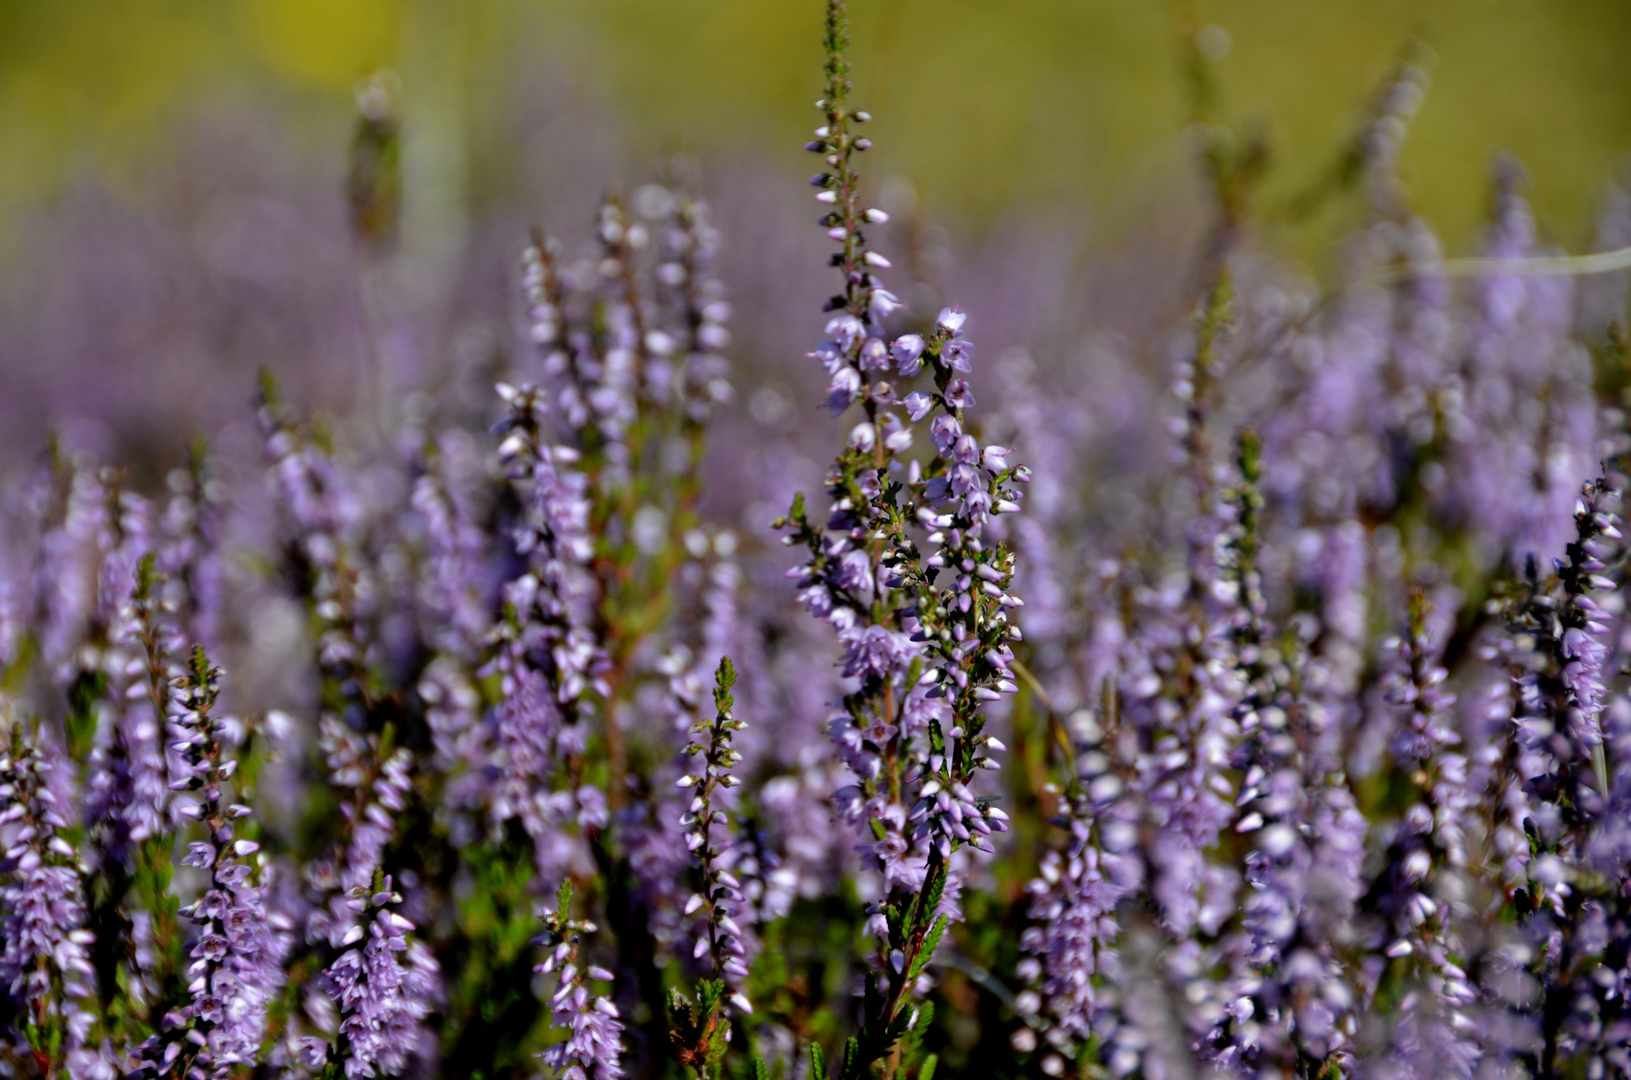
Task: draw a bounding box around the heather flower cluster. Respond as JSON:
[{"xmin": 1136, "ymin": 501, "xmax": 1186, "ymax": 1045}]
[
  {"xmin": 536, "ymin": 883, "xmax": 625, "ymax": 1080},
  {"xmin": 127, "ymin": 648, "xmax": 287, "ymax": 1080},
  {"xmin": 6, "ymin": 4, "xmax": 1631, "ymax": 1079},
  {"xmin": 0, "ymin": 734, "xmax": 97, "ymax": 1076},
  {"xmin": 300, "ymin": 875, "xmax": 437, "ymax": 1080},
  {"xmin": 675, "ymin": 658, "xmax": 753, "ymax": 1004}
]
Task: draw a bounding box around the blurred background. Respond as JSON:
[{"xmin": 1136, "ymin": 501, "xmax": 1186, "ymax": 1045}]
[{"xmin": 2, "ymin": 0, "xmax": 1630, "ymax": 492}]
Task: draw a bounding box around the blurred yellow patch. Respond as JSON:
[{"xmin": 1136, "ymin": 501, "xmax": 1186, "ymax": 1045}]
[{"xmin": 242, "ymin": 0, "xmax": 405, "ymax": 90}]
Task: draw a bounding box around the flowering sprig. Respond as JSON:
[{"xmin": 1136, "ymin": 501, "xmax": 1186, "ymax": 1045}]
[
  {"xmin": 1504, "ymin": 471, "xmax": 1622, "ymax": 865},
  {"xmin": 779, "ymin": 6, "xmax": 1022, "ymax": 1078},
  {"xmin": 410, "ymin": 430, "xmax": 493, "ymax": 791},
  {"xmin": 524, "ymin": 209, "xmax": 637, "ymax": 473},
  {"xmin": 1364, "ymin": 595, "xmax": 1477, "ymax": 1076},
  {"xmin": 805, "ymin": 1, "xmax": 895, "ymax": 336},
  {"xmin": 623, "ymin": 539, "xmax": 747, "ymax": 972},
  {"xmin": 81, "ymin": 505, "xmax": 147, "ymax": 863},
  {"xmin": 1494, "ymin": 464, "xmax": 1628, "ymax": 1076},
  {"xmin": 1220, "ymin": 431, "xmax": 1268, "ymax": 691},
  {"xmin": 536, "ymin": 881, "xmax": 625, "ymax": 1080},
  {"xmin": 1554, "ymin": 476, "xmax": 1617, "ymax": 763},
  {"xmin": 0, "ymin": 727, "xmax": 96, "ymax": 1076},
  {"xmin": 1280, "ymin": 38, "xmax": 1430, "ymax": 221},
  {"xmin": 127, "ymin": 555, "xmax": 182, "ymax": 841},
  {"xmin": 31, "ymin": 449, "xmax": 105, "ymax": 679},
  {"xmin": 665, "ymin": 658, "xmax": 751, "ymax": 1080},
  {"xmin": 156, "ymin": 440, "xmax": 223, "ymax": 652},
  {"xmin": 1201, "ymin": 432, "xmax": 1365, "ymax": 1073},
  {"xmin": 785, "ymin": 3, "xmax": 1022, "ymax": 880},
  {"xmin": 676, "ymin": 658, "xmax": 752, "ymax": 999},
  {"xmin": 655, "ymin": 192, "xmax": 732, "ymax": 429},
  {"xmin": 1101, "ymin": 215, "xmax": 1244, "ymax": 981},
  {"xmin": 300, "ymin": 708, "xmax": 439, "ymax": 1078},
  {"xmin": 301, "ymin": 873, "xmax": 438, "ymax": 1080},
  {"xmin": 119, "ymin": 555, "xmax": 189, "ymax": 1035},
  {"xmin": 1226, "ymin": 654, "xmax": 1366, "ymax": 1072},
  {"xmin": 1016, "ymin": 696, "xmax": 1134, "ymax": 1074},
  {"xmin": 67, "ymin": 467, "xmax": 149, "ymax": 803},
  {"xmin": 486, "ymin": 381, "xmax": 607, "ymax": 861},
  {"xmin": 128, "ymin": 647, "xmax": 285, "ymax": 1079},
  {"xmin": 313, "ymin": 738, "xmax": 415, "ymax": 906}
]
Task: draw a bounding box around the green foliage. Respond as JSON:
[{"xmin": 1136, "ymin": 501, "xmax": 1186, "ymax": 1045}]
[
  {"xmin": 907, "ymin": 917, "xmax": 947, "ymax": 984},
  {"xmin": 714, "ymin": 656, "xmax": 737, "ymax": 714},
  {"xmin": 669, "ymin": 979, "xmax": 733, "ymax": 1079},
  {"xmin": 442, "ymin": 839, "xmax": 551, "ymax": 1075},
  {"xmin": 63, "ymin": 668, "xmax": 103, "ymax": 763}
]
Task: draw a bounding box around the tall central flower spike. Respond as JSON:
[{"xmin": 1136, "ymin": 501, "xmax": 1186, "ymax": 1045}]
[{"xmin": 775, "ymin": 3, "xmax": 1027, "ymax": 1076}]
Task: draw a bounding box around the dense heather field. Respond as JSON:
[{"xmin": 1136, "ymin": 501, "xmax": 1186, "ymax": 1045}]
[{"xmin": 7, "ymin": 3, "xmax": 1631, "ymax": 1079}]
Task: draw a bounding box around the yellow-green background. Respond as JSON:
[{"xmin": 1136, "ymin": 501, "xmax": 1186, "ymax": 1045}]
[{"xmin": 2, "ymin": 0, "xmax": 1629, "ymax": 257}]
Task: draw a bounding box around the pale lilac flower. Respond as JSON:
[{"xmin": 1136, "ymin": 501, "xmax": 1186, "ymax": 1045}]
[
  {"xmin": 826, "ymin": 367, "xmax": 862, "ymax": 414},
  {"xmin": 891, "ymin": 334, "xmax": 925, "ymax": 377}
]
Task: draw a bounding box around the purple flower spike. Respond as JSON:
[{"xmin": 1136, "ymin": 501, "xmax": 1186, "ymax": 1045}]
[
  {"xmin": 0, "ymin": 732, "xmax": 97, "ymax": 1070},
  {"xmin": 126, "ymin": 648, "xmax": 289, "ymax": 1079},
  {"xmin": 535, "ymin": 883, "xmax": 625, "ymax": 1080},
  {"xmin": 309, "ymin": 876, "xmax": 438, "ymax": 1079}
]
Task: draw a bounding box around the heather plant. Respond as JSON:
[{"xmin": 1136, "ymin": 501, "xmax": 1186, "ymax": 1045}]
[{"xmin": 9, "ymin": 3, "xmax": 1631, "ymax": 1080}]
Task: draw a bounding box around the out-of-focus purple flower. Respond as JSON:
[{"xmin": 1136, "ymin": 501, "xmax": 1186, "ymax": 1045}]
[
  {"xmin": 157, "ymin": 452, "xmax": 223, "ymax": 652},
  {"xmin": 826, "ymin": 367, "xmax": 862, "ymax": 415},
  {"xmin": 837, "ymin": 624, "xmax": 916, "ymax": 683},
  {"xmin": 31, "ymin": 458, "xmax": 108, "ymax": 677},
  {"xmin": 484, "ymin": 381, "xmax": 608, "ymax": 873},
  {"xmin": 411, "ymin": 428, "xmax": 492, "ymax": 662},
  {"xmin": 1019, "ymin": 814, "xmax": 1123, "ymax": 1044},
  {"xmin": 258, "ymin": 380, "xmax": 377, "ymax": 718}
]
